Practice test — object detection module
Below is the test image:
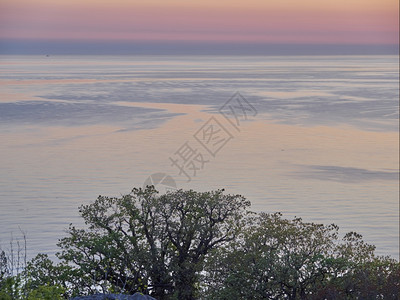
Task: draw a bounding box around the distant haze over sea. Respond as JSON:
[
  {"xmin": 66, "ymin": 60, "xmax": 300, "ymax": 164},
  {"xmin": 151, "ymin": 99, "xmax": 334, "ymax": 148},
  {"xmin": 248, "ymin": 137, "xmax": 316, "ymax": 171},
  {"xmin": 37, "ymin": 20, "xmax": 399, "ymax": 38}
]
[{"xmin": 0, "ymin": 40, "xmax": 398, "ymax": 55}]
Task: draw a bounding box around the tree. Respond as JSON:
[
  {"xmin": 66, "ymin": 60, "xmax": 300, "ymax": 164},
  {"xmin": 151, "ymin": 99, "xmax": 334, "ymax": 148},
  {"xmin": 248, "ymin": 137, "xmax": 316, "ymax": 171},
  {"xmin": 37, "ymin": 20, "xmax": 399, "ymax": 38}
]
[
  {"xmin": 3, "ymin": 187, "xmax": 398, "ymax": 299},
  {"xmin": 203, "ymin": 212, "xmax": 399, "ymax": 300},
  {"xmin": 0, "ymin": 233, "xmax": 28, "ymax": 300},
  {"xmin": 23, "ymin": 253, "xmax": 78, "ymax": 299},
  {"xmin": 56, "ymin": 186, "xmax": 251, "ymax": 299}
]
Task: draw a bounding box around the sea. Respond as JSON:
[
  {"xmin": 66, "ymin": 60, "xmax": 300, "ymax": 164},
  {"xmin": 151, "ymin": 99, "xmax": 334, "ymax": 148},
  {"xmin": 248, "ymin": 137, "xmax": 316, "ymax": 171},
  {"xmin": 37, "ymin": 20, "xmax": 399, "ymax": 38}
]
[{"xmin": 0, "ymin": 55, "xmax": 398, "ymax": 259}]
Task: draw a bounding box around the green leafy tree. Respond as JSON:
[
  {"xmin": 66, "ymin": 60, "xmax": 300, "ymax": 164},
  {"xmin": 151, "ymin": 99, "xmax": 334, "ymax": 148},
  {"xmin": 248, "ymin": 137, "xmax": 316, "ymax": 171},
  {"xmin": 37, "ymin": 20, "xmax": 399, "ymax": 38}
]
[
  {"xmin": 56, "ymin": 186, "xmax": 250, "ymax": 299},
  {"xmin": 0, "ymin": 250, "xmax": 8, "ymax": 292},
  {"xmin": 204, "ymin": 213, "xmax": 339, "ymax": 299},
  {"xmin": 314, "ymin": 253, "xmax": 400, "ymax": 299},
  {"xmin": 0, "ymin": 235, "xmax": 29, "ymax": 300},
  {"xmin": 203, "ymin": 212, "xmax": 399, "ymax": 300},
  {"xmin": 2, "ymin": 187, "xmax": 398, "ymax": 299},
  {"xmin": 26, "ymin": 285, "xmax": 64, "ymax": 300},
  {"xmin": 23, "ymin": 253, "xmax": 84, "ymax": 299}
]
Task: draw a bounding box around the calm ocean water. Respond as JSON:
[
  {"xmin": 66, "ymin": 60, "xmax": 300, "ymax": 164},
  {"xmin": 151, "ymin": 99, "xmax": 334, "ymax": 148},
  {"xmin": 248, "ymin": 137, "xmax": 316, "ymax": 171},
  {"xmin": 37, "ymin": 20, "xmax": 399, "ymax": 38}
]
[{"xmin": 0, "ymin": 55, "xmax": 398, "ymax": 259}]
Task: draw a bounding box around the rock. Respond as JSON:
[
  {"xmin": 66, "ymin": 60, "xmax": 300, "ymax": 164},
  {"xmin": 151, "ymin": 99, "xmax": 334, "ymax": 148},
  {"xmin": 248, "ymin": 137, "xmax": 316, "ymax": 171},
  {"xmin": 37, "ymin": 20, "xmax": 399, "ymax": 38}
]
[{"xmin": 70, "ymin": 292, "xmax": 156, "ymax": 300}]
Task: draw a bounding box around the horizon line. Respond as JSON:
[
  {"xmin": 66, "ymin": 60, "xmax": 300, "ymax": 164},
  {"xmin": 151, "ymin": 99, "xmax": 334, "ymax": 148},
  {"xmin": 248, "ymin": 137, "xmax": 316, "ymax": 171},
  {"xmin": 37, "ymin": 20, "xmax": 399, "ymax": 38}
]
[{"xmin": 0, "ymin": 39, "xmax": 398, "ymax": 55}]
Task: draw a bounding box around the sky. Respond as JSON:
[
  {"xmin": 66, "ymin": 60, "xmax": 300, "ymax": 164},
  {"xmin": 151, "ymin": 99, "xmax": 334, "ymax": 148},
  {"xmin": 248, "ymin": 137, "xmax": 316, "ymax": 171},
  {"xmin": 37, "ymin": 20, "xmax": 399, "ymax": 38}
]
[{"xmin": 0, "ymin": 0, "xmax": 399, "ymax": 54}]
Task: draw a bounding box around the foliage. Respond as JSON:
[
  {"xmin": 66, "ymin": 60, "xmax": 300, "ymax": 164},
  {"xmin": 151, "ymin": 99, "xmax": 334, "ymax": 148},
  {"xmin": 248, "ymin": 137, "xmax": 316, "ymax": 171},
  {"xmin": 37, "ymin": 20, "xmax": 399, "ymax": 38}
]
[
  {"xmin": 26, "ymin": 284, "xmax": 64, "ymax": 300},
  {"xmin": 56, "ymin": 186, "xmax": 250, "ymax": 299},
  {"xmin": 24, "ymin": 253, "xmax": 81, "ymax": 299},
  {"xmin": 0, "ymin": 233, "xmax": 28, "ymax": 300},
  {"xmin": 203, "ymin": 212, "xmax": 399, "ymax": 300},
  {"xmin": 0, "ymin": 187, "xmax": 399, "ymax": 299}
]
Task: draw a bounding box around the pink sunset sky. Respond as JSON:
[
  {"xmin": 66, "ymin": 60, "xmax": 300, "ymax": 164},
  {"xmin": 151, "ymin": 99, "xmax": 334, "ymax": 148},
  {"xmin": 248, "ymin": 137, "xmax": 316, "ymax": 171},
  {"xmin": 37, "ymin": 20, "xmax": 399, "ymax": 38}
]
[{"xmin": 0, "ymin": 0, "xmax": 398, "ymax": 53}]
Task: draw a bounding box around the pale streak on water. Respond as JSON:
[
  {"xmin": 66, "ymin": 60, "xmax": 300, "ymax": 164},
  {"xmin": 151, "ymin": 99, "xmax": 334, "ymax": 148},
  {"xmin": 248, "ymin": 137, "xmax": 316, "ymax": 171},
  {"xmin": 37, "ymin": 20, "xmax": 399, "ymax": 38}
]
[{"xmin": 0, "ymin": 55, "xmax": 398, "ymax": 259}]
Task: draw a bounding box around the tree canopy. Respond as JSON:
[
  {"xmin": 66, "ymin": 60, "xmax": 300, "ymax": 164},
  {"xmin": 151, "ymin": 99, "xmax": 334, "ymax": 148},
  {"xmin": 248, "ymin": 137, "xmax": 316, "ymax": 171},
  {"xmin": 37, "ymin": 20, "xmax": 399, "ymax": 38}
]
[{"xmin": 0, "ymin": 186, "xmax": 398, "ymax": 299}]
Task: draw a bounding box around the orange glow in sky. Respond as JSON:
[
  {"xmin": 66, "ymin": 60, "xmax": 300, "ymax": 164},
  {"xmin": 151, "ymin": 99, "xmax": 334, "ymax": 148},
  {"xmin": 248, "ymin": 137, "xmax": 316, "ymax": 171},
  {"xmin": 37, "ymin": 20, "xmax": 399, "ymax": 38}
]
[{"xmin": 0, "ymin": 0, "xmax": 398, "ymax": 44}]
